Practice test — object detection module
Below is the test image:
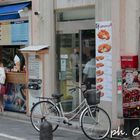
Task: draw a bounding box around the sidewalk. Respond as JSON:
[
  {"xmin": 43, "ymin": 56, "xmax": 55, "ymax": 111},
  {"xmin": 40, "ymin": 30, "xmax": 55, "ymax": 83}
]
[
  {"xmin": 0, "ymin": 111, "xmax": 139, "ymax": 140},
  {"xmin": 0, "ymin": 111, "xmax": 30, "ymax": 122}
]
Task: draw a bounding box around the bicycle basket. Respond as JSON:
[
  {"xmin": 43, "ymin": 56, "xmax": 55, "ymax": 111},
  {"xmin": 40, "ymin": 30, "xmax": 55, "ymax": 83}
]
[{"xmin": 85, "ymin": 89, "xmax": 100, "ymax": 105}]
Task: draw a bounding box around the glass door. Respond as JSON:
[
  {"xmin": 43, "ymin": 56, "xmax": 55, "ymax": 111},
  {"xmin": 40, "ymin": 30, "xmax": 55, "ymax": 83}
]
[
  {"xmin": 80, "ymin": 29, "xmax": 96, "ymax": 85},
  {"xmin": 56, "ymin": 29, "xmax": 95, "ymax": 112},
  {"xmin": 56, "ymin": 33, "xmax": 80, "ymax": 111}
]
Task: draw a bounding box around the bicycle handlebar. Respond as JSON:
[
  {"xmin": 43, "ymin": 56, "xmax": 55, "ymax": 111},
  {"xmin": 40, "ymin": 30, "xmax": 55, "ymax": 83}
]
[
  {"xmin": 68, "ymin": 85, "xmax": 84, "ymax": 94},
  {"xmin": 68, "ymin": 87, "xmax": 79, "ymax": 93},
  {"xmin": 68, "ymin": 83, "xmax": 97, "ymax": 96}
]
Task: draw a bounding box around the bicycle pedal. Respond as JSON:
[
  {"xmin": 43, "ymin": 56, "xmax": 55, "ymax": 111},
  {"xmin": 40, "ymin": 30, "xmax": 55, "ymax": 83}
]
[
  {"xmin": 63, "ymin": 120, "xmax": 72, "ymax": 125},
  {"xmin": 67, "ymin": 122, "xmax": 72, "ymax": 126}
]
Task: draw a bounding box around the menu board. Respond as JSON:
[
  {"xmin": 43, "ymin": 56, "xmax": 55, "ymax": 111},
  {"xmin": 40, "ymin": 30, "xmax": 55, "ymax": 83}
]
[
  {"xmin": 122, "ymin": 70, "xmax": 140, "ymax": 118},
  {"xmin": 0, "ymin": 22, "xmax": 11, "ymax": 44},
  {"xmin": 28, "ymin": 55, "xmax": 40, "ymax": 79},
  {"xmin": 96, "ymin": 21, "xmax": 112, "ymax": 101},
  {"xmin": 0, "ymin": 20, "xmax": 29, "ymax": 45}
]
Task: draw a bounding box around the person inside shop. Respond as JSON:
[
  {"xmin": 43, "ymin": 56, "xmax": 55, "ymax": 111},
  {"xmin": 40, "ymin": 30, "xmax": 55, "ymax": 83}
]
[
  {"xmin": 83, "ymin": 50, "xmax": 96, "ymax": 89},
  {"xmin": 13, "ymin": 50, "xmax": 25, "ymax": 72},
  {"xmin": 69, "ymin": 47, "xmax": 79, "ymax": 82}
]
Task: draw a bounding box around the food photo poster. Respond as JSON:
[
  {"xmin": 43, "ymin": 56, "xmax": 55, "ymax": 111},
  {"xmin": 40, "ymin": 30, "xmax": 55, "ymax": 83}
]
[{"xmin": 96, "ymin": 21, "xmax": 112, "ymax": 101}]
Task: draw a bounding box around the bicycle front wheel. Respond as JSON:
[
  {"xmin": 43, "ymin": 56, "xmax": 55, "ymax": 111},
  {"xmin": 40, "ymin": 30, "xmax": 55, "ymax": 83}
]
[
  {"xmin": 81, "ymin": 106, "xmax": 111, "ymax": 140},
  {"xmin": 30, "ymin": 100, "xmax": 60, "ymax": 132}
]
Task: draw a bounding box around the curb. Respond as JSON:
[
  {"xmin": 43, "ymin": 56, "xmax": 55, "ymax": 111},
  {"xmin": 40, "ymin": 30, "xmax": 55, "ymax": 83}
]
[
  {"xmin": 0, "ymin": 111, "xmax": 30, "ymax": 122},
  {"xmin": 0, "ymin": 111, "xmax": 80, "ymax": 129}
]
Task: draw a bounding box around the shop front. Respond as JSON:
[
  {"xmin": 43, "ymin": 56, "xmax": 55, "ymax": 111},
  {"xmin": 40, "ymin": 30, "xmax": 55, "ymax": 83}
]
[
  {"xmin": 55, "ymin": 7, "xmax": 96, "ymax": 111},
  {"xmin": 0, "ymin": 1, "xmax": 31, "ymax": 113}
]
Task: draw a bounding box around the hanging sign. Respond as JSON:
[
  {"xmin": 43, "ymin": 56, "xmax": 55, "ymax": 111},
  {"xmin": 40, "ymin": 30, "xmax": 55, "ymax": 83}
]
[{"xmin": 96, "ymin": 21, "xmax": 112, "ymax": 101}]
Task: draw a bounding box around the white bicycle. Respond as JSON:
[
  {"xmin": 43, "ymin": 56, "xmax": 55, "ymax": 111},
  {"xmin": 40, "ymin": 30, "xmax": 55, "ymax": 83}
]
[{"xmin": 30, "ymin": 85, "xmax": 111, "ymax": 140}]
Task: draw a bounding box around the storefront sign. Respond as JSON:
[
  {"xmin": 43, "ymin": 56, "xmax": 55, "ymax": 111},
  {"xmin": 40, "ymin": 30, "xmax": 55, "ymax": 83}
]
[
  {"xmin": 122, "ymin": 70, "xmax": 140, "ymax": 118},
  {"xmin": 0, "ymin": 20, "xmax": 29, "ymax": 45},
  {"xmin": 96, "ymin": 21, "xmax": 112, "ymax": 101}
]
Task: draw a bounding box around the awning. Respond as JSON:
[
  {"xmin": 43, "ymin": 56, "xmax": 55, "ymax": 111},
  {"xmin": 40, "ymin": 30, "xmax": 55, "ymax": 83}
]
[
  {"xmin": 20, "ymin": 45, "xmax": 49, "ymax": 52},
  {"xmin": 20, "ymin": 45, "xmax": 49, "ymax": 54},
  {"xmin": 0, "ymin": 2, "xmax": 31, "ymax": 20}
]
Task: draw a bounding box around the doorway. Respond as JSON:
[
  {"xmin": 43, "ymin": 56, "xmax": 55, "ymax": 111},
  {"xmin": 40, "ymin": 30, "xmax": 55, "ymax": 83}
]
[
  {"xmin": 55, "ymin": 6, "xmax": 96, "ymax": 111},
  {"xmin": 56, "ymin": 29, "xmax": 95, "ymax": 111}
]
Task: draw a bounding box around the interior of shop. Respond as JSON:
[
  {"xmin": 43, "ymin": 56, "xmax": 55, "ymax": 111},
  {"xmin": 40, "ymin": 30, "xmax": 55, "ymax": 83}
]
[
  {"xmin": 0, "ymin": 46, "xmax": 26, "ymax": 113},
  {"xmin": 0, "ymin": 45, "xmax": 25, "ymax": 71}
]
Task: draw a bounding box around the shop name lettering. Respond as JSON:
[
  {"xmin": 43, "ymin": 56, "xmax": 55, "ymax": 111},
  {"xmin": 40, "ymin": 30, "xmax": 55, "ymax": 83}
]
[
  {"xmin": 96, "ymin": 23, "xmax": 112, "ymax": 29},
  {"xmin": 111, "ymin": 126, "xmax": 140, "ymax": 138}
]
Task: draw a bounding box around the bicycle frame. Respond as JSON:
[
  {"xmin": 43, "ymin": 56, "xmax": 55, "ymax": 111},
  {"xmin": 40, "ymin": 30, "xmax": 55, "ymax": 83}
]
[{"xmin": 48, "ymin": 98, "xmax": 92, "ymax": 122}]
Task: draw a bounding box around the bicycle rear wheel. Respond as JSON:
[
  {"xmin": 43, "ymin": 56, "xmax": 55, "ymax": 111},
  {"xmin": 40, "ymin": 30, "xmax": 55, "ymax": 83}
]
[
  {"xmin": 30, "ymin": 100, "xmax": 60, "ymax": 132},
  {"xmin": 81, "ymin": 106, "xmax": 111, "ymax": 140}
]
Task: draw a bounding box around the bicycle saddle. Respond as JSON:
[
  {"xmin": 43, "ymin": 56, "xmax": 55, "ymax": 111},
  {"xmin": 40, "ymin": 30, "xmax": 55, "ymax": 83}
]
[{"xmin": 52, "ymin": 93, "xmax": 63, "ymax": 99}]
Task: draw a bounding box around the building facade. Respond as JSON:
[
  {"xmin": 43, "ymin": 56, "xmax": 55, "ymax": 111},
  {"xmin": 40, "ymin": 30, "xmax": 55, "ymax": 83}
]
[{"xmin": 0, "ymin": 0, "xmax": 140, "ymax": 129}]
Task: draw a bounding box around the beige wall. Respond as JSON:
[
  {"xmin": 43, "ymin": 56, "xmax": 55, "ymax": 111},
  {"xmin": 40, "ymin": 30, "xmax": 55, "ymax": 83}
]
[
  {"xmin": 95, "ymin": 0, "xmax": 114, "ymax": 127},
  {"xmin": 31, "ymin": 0, "xmax": 56, "ymax": 97},
  {"xmin": 96, "ymin": 0, "xmax": 140, "ymax": 129},
  {"xmin": 54, "ymin": 0, "xmax": 95, "ymax": 9},
  {"xmin": 31, "ymin": 0, "xmax": 97, "ymax": 97},
  {"xmin": 2, "ymin": 0, "xmax": 140, "ymax": 127},
  {"xmin": 96, "ymin": 0, "xmax": 111, "ymax": 21},
  {"xmin": 119, "ymin": 0, "xmax": 139, "ymax": 56},
  {"xmin": 124, "ymin": 0, "xmax": 139, "ymax": 55},
  {"xmin": 31, "ymin": 0, "xmax": 40, "ymax": 44},
  {"xmin": 111, "ymin": 0, "xmax": 122, "ymax": 128},
  {"xmin": 0, "ymin": 0, "xmax": 30, "ymax": 5}
]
